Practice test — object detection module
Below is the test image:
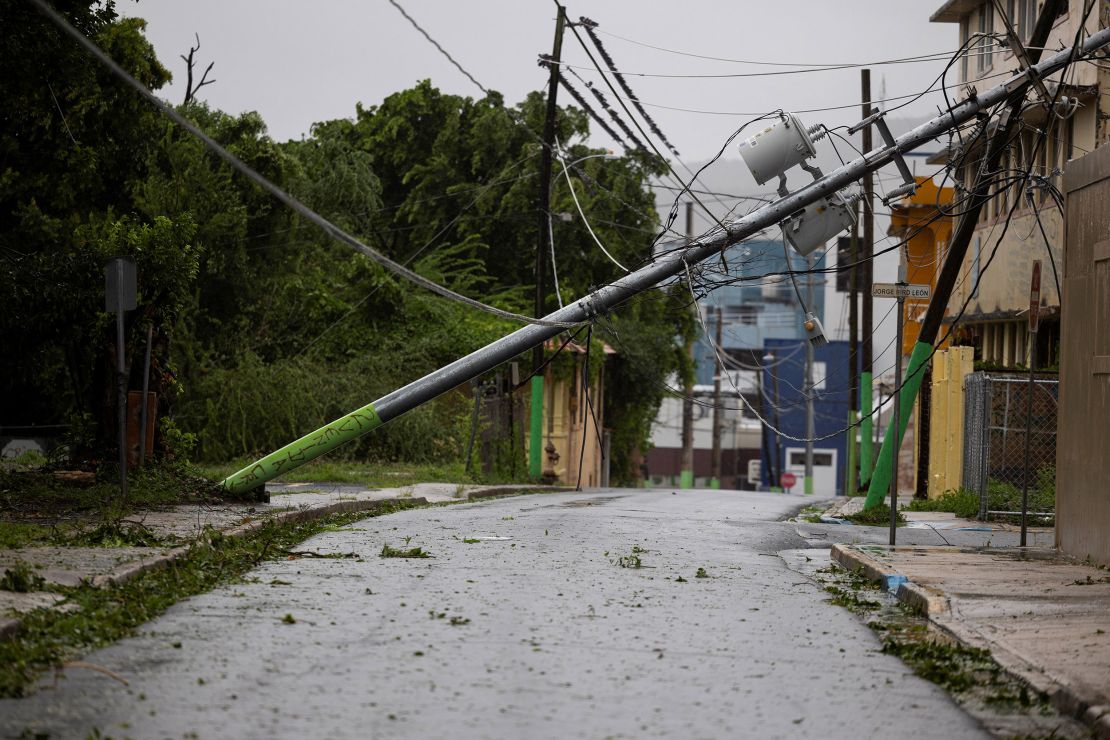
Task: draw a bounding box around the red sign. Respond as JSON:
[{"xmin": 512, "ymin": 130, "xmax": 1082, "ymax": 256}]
[
  {"xmin": 1029, "ymin": 260, "xmax": 1042, "ymax": 333},
  {"xmin": 780, "ymin": 471, "xmax": 797, "ymax": 489}
]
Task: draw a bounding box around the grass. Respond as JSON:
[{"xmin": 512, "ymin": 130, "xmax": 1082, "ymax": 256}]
[
  {"xmin": 0, "ymin": 462, "xmax": 238, "ymax": 520},
  {"xmin": 816, "ymin": 563, "xmax": 1062, "ymax": 725},
  {"xmin": 380, "ymin": 543, "xmax": 432, "ymax": 558},
  {"xmin": 1, "ymin": 561, "xmax": 46, "ymax": 593},
  {"xmin": 906, "ymin": 488, "xmax": 980, "ymax": 519},
  {"xmin": 193, "ymin": 459, "xmax": 491, "ymax": 489},
  {"xmin": 845, "ymin": 503, "xmax": 906, "ymax": 527},
  {"xmin": 0, "ymin": 504, "xmax": 420, "ymax": 697},
  {"xmin": 906, "ymin": 471, "xmax": 1056, "ymax": 524}
]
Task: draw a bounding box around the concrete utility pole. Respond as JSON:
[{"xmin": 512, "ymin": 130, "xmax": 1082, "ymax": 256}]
[
  {"xmin": 863, "ymin": 0, "xmax": 1068, "ymax": 510},
  {"xmin": 804, "ymin": 253, "xmax": 816, "ymax": 495},
  {"xmin": 530, "ymin": 4, "xmax": 567, "ymax": 481},
  {"xmin": 218, "ymin": 28, "xmax": 1110, "ymax": 494},
  {"xmin": 710, "ymin": 306, "xmax": 724, "ymax": 488},
  {"xmin": 679, "ymin": 201, "xmax": 695, "ymax": 489},
  {"xmin": 858, "ymin": 68, "xmax": 875, "ymax": 489}
]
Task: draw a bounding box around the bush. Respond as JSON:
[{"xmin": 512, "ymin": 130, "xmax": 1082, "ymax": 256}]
[
  {"xmin": 175, "ymin": 353, "xmax": 469, "ymax": 465},
  {"xmin": 907, "ymin": 488, "xmax": 980, "ymax": 519}
]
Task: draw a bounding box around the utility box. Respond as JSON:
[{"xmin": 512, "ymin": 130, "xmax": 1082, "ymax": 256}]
[{"xmin": 737, "ymin": 113, "xmax": 818, "ymax": 186}]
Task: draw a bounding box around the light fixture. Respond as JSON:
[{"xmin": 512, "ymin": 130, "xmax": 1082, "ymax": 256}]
[{"xmin": 803, "ymin": 312, "xmax": 828, "ymax": 347}]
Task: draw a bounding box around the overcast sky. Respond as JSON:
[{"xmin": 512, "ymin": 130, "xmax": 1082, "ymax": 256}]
[
  {"xmin": 121, "ymin": 0, "xmax": 964, "ymax": 380},
  {"xmin": 124, "ymin": 0, "xmax": 959, "ymax": 158}
]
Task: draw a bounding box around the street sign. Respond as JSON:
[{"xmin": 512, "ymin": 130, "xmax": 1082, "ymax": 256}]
[
  {"xmin": 780, "ymin": 471, "xmax": 797, "ymax": 489},
  {"xmin": 871, "ymin": 282, "xmax": 931, "ymax": 299},
  {"xmin": 1028, "ymin": 260, "xmax": 1042, "ymax": 333}
]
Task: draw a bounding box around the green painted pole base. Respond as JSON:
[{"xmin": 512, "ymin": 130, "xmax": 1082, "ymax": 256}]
[
  {"xmin": 709, "ymin": 477, "xmax": 720, "ymax": 490},
  {"xmin": 864, "ymin": 341, "xmax": 932, "ymax": 509},
  {"xmin": 805, "ymin": 475, "xmax": 814, "ymax": 495},
  {"xmin": 221, "ymin": 402, "xmax": 382, "ymax": 494},
  {"xmin": 847, "ymin": 410, "xmax": 859, "ymax": 496},
  {"xmin": 679, "ymin": 470, "xmax": 694, "ymax": 489},
  {"xmin": 529, "ymin": 375, "xmax": 544, "ymax": 480},
  {"xmin": 859, "ymin": 372, "xmax": 873, "ymax": 488}
]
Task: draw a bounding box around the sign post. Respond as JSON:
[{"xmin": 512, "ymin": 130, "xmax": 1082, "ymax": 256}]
[
  {"xmin": 872, "ymin": 276, "xmax": 927, "ymax": 545},
  {"xmin": 105, "ymin": 258, "xmax": 136, "ymax": 498},
  {"xmin": 1020, "ymin": 261, "xmax": 1041, "ymax": 547}
]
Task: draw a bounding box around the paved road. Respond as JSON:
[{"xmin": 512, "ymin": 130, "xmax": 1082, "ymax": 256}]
[{"xmin": 1, "ymin": 489, "xmax": 989, "ymax": 739}]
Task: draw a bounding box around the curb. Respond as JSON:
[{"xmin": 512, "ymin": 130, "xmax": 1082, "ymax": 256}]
[
  {"xmin": 830, "ymin": 544, "xmax": 949, "ymax": 615},
  {"xmin": 830, "ymin": 543, "xmax": 1110, "ymax": 739}
]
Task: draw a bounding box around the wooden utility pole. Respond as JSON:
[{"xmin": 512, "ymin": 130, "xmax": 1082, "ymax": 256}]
[
  {"xmin": 858, "ymin": 68, "xmax": 875, "ymax": 487},
  {"xmin": 710, "ymin": 306, "xmax": 724, "ymax": 487},
  {"xmin": 847, "ymin": 202, "xmax": 860, "ymax": 495},
  {"xmin": 529, "ymin": 4, "xmax": 566, "ymax": 480},
  {"xmin": 680, "ymin": 201, "xmax": 696, "ymax": 488}
]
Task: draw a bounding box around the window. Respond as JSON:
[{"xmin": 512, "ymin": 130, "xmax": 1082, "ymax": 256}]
[
  {"xmin": 1007, "ymin": 0, "xmax": 1036, "ymax": 41},
  {"xmin": 971, "ymin": 236, "xmax": 981, "ymax": 299},
  {"xmin": 960, "ymin": 18, "xmax": 970, "ymax": 82},
  {"xmin": 977, "ymin": 4, "xmax": 994, "ymax": 74}
]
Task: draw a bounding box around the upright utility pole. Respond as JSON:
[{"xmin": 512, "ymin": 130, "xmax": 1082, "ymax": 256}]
[
  {"xmin": 710, "ymin": 306, "xmax": 724, "ymax": 488},
  {"xmin": 846, "ymin": 204, "xmax": 860, "ymax": 496},
  {"xmin": 858, "ymin": 68, "xmax": 875, "ymax": 489},
  {"xmin": 679, "ymin": 201, "xmax": 696, "ymax": 489},
  {"xmin": 529, "ymin": 4, "xmax": 567, "ymax": 481},
  {"xmin": 863, "ymin": 0, "xmax": 1068, "ymax": 509},
  {"xmin": 804, "ymin": 253, "xmax": 816, "ymax": 495}
]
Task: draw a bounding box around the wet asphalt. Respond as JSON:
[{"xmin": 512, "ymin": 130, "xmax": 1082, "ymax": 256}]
[{"xmin": 0, "ymin": 488, "xmax": 990, "ymax": 739}]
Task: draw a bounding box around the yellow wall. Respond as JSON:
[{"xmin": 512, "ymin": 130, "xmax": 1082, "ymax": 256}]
[{"xmin": 926, "ymin": 346, "xmax": 974, "ymax": 499}]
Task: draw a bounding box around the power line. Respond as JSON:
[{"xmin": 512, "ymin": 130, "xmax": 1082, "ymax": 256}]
[{"xmin": 576, "ymin": 16, "xmax": 680, "ymax": 156}]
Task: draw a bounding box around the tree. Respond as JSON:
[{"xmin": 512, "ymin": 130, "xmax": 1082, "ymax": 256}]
[{"xmin": 0, "ymin": 1, "xmax": 186, "ymax": 460}]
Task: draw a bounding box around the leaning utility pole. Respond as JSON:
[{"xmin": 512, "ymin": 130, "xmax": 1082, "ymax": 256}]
[
  {"xmin": 863, "ymin": 0, "xmax": 1068, "ymax": 510},
  {"xmin": 679, "ymin": 201, "xmax": 696, "ymax": 489},
  {"xmin": 710, "ymin": 306, "xmax": 724, "ymax": 488},
  {"xmin": 214, "ymin": 27, "xmax": 1107, "ymax": 495},
  {"xmin": 858, "ymin": 68, "xmax": 875, "ymax": 489},
  {"xmin": 530, "ymin": 4, "xmax": 567, "ymax": 481}
]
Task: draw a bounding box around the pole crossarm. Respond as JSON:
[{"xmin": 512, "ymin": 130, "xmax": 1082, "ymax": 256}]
[{"xmin": 221, "ymin": 29, "xmax": 1110, "ymax": 493}]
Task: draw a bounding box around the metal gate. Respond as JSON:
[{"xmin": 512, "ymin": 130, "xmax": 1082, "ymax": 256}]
[{"xmin": 961, "ymin": 372, "xmax": 1058, "ymax": 519}]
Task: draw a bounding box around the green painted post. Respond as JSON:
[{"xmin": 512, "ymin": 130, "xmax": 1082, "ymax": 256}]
[
  {"xmin": 529, "ymin": 375, "xmax": 544, "ymax": 479},
  {"xmin": 222, "ymin": 403, "xmax": 381, "ymax": 495},
  {"xmin": 864, "ymin": 341, "xmax": 932, "ymax": 509},
  {"xmin": 847, "ymin": 410, "xmax": 859, "ymax": 497},
  {"xmin": 805, "ymin": 474, "xmax": 814, "ymax": 495},
  {"xmin": 710, "ymin": 477, "xmax": 720, "ymax": 490},
  {"xmin": 859, "ymin": 371, "xmax": 873, "ymax": 487},
  {"xmin": 679, "ymin": 470, "xmax": 694, "ymax": 488}
]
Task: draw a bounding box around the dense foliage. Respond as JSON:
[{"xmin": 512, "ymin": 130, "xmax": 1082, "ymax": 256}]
[{"xmin": 2, "ymin": 1, "xmax": 691, "ymax": 484}]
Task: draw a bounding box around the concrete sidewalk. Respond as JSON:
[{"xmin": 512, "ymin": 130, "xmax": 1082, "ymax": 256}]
[
  {"xmin": 833, "ymin": 542, "xmax": 1110, "ymax": 738},
  {"xmin": 0, "ymin": 482, "xmax": 564, "ymax": 638}
]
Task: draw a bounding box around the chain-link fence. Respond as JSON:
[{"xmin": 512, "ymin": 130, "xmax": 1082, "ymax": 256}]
[{"xmin": 961, "ymin": 372, "xmax": 1058, "ymax": 520}]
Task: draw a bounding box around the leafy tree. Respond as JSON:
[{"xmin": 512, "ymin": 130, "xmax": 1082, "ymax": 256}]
[{"xmin": 0, "ymin": 1, "xmax": 190, "ymax": 460}]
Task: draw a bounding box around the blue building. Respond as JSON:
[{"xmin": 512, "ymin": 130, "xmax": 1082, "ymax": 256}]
[
  {"xmin": 760, "ymin": 339, "xmax": 852, "ymax": 496},
  {"xmin": 693, "ymin": 238, "xmax": 825, "ymax": 385}
]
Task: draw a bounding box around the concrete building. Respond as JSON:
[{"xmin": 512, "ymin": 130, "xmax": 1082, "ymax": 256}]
[
  {"xmin": 930, "ymin": 0, "xmax": 1110, "ymax": 368},
  {"xmin": 645, "ymin": 237, "xmax": 823, "ymax": 488}
]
